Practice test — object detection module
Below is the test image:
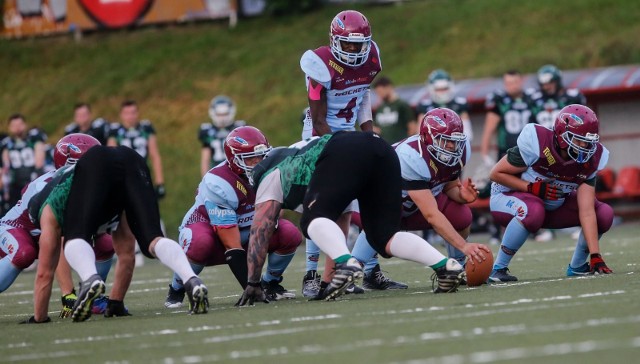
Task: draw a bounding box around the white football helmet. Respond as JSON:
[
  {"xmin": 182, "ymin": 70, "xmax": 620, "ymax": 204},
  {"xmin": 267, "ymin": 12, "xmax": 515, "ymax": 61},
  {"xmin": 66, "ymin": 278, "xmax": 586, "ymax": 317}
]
[{"xmin": 209, "ymin": 95, "xmax": 236, "ymax": 128}]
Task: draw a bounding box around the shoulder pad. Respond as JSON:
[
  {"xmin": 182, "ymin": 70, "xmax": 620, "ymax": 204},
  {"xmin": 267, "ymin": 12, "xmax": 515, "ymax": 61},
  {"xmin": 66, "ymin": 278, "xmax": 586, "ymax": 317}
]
[
  {"xmin": 92, "ymin": 118, "xmax": 107, "ymax": 127},
  {"xmin": 300, "ymin": 50, "xmax": 332, "ymax": 84},
  {"xmin": 140, "ymin": 119, "xmax": 152, "ymax": 126},
  {"xmin": 531, "ymin": 91, "xmax": 543, "ymax": 100},
  {"xmin": 234, "ymin": 120, "xmax": 247, "ymax": 127},
  {"xmin": 524, "ymin": 87, "xmax": 537, "ymax": 96},
  {"xmin": 200, "ymin": 123, "xmax": 212, "ymax": 130},
  {"xmin": 64, "ymin": 123, "xmax": 76, "ymax": 133},
  {"xmin": 110, "ymin": 122, "xmax": 122, "ymax": 130},
  {"xmin": 454, "ymin": 96, "xmax": 468, "ymax": 104},
  {"xmin": 566, "ymin": 88, "xmax": 581, "ymax": 97}
]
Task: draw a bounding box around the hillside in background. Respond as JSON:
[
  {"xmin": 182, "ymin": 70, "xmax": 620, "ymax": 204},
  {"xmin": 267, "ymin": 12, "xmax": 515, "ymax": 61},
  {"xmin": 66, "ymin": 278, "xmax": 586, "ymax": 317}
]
[{"xmin": 1, "ymin": 0, "xmax": 639, "ymax": 235}]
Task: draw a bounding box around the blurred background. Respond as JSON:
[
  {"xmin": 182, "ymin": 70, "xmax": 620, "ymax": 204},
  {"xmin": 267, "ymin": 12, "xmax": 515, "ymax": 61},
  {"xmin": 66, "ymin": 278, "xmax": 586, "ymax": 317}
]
[{"xmin": 1, "ymin": 0, "xmax": 639, "ymax": 238}]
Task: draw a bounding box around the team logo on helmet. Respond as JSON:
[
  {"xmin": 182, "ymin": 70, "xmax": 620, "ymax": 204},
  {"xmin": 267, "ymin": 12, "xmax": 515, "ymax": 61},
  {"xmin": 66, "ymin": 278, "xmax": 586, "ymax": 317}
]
[
  {"xmin": 569, "ymin": 114, "xmax": 584, "ymax": 124},
  {"xmin": 335, "ymin": 18, "xmax": 345, "ymax": 29},
  {"xmin": 430, "ymin": 115, "xmax": 446, "ymax": 127},
  {"xmin": 233, "ymin": 136, "xmax": 248, "ymax": 145}
]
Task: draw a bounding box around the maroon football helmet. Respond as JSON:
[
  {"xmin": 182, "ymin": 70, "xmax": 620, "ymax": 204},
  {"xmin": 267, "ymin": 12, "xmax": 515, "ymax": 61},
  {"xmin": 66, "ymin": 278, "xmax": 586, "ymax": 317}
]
[
  {"xmin": 554, "ymin": 104, "xmax": 600, "ymax": 163},
  {"xmin": 420, "ymin": 108, "xmax": 467, "ymax": 166},
  {"xmin": 224, "ymin": 126, "xmax": 271, "ymax": 176},
  {"xmin": 54, "ymin": 133, "xmax": 101, "ymax": 169},
  {"xmin": 330, "ymin": 10, "xmax": 372, "ymax": 67}
]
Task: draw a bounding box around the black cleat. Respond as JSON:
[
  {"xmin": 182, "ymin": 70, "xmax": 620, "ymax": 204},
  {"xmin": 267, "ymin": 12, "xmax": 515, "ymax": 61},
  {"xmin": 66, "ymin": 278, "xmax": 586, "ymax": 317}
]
[
  {"xmin": 164, "ymin": 284, "xmax": 185, "ymax": 308},
  {"xmin": 262, "ymin": 278, "xmax": 295, "ymax": 301},
  {"xmin": 302, "ymin": 270, "xmax": 321, "ymax": 298},
  {"xmin": 184, "ymin": 277, "xmax": 209, "ymax": 314},
  {"xmin": 72, "ymin": 274, "xmax": 105, "ymax": 322},
  {"xmin": 431, "ymin": 259, "xmax": 465, "ymax": 293},
  {"xmin": 488, "ymin": 268, "xmax": 518, "ymax": 282},
  {"xmin": 324, "ymin": 258, "xmax": 363, "ymax": 301},
  {"xmin": 363, "ymin": 264, "xmax": 408, "ymax": 290}
]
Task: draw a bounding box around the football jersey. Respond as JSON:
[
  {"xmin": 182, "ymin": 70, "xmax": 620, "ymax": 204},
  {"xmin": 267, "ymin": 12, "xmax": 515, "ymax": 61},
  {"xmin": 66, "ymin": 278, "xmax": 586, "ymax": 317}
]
[
  {"xmin": 252, "ymin": 135, "xmax": 330, "ymax": 211},
  {"xmin": 415, "ymin": 96, "xmax": 469, "ymax": 118},
  {"xmin": 198, "ymin": 121, "xmax": 245, "ymax": 167},
  {"xmin": 180, "ymin": 162, "xmax": 255, "ymax": 244},
  {"xmin": 0, "ymin": 170, "xmax": 56, "ymax": 238},
  {"xmin": 532, "ymin": 88, "xmax": 586, "ymax": 129},
  {"xmin": 374, "ymin": 98, "xmax": 415, "ymax": 143},
  {"xmin": 108, "ymin": 120, "xmax": 156, "ymax": 159},
  {"xmin": 491, "ymin": 124, "xmax": 607, "ymax": 210},
  {"xmin": 0, "ymin": 128, "xmax": 47, "ymax": 186},
  {"xmin": 484, "ymin": 89, "xmax": 537, "ymax": 152},
  {"xmin": 64, "ymin": 118, "xmax": 110, "ymax": 145},
  {"xmin": 394, "ymin": 135, "xmax": 470, "ymax": 215},
  {"xmin": 300, "ymin": 42, "xmax": 382, "ymax": 137}
]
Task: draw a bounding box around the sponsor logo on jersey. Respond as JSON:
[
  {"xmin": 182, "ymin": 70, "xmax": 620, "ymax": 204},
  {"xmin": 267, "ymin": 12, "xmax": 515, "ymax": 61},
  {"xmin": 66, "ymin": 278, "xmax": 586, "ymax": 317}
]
[
  {"xmin": 329, "ymin": 60, "xmax": 344, "ymax": 75},
  {"xmin": 506, "ymin": 200, "xmax": 514, "ymax": 208},
  {"xmin": 429, "ymin": 160, "xmax": 439, "ymax": 175},
  {"xmin": 334, "ymin": 86, "xmax": 367, "ymax": 97},
  {"xmin": 209, "ymin": 207, "xmax": 234, "ymax": 218},
  {"xmin": 236, "ymin": 181, "xmax": 247, "ymax": 196},
  {"xmin": 516, "ymin": 206, "xmax": 525, "ymax": 218},
  {"xmin": 345, "ymin": 77, "xmax": 368, "ymax": 85},
  {"xmin": 543, "ymin": 147, "xmax": 556, "ymax": 165},
  {"xmin": 237, "ymin": 215, "xmax": 254, "ymax": 225}
]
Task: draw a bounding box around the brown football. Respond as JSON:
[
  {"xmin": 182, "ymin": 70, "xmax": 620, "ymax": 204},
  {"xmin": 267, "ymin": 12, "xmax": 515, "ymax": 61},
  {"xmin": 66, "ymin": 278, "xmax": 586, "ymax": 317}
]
[{"xmin": 465, "ymin": 248, "xmax": 494, "ymax": 287}]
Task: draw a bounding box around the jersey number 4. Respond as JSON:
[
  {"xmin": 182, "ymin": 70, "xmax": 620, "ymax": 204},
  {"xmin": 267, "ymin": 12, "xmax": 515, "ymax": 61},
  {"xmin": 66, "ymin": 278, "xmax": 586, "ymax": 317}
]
[{"xmin": 336, "ymin": 97, "xmax": 357, "ymax": 124}]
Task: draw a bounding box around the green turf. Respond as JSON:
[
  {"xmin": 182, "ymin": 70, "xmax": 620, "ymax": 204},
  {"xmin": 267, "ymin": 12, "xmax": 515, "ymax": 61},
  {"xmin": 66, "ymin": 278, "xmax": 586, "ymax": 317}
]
[
  {"xmin": 1, "ymin": 222, "xmax": 638, "ymax": 363},
  {"xmin": 2, "ymin": 0, "xmax": 640, "ymax": 238}
]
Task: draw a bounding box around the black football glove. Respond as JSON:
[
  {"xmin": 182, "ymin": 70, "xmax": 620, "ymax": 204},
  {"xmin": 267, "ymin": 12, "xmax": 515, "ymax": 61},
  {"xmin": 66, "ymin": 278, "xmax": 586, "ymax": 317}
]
[
  {"xmin": 235, "ymin": 282, "xmax": 269, "ymax": 307},
  {"xmin": 155, "ymin": 184, "xmax": 166, "ymax": 199}
]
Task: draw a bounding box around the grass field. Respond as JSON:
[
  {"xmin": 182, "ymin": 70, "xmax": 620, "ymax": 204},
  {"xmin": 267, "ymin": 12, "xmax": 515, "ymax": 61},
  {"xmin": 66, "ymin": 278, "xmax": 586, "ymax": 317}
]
[
  {"xmin": 1, "ymin": 222, "xmax": 638, "ymax": 363},
  {"xmin": 2, "ymin": 0, "xmax": 640, "ymax": 237}
]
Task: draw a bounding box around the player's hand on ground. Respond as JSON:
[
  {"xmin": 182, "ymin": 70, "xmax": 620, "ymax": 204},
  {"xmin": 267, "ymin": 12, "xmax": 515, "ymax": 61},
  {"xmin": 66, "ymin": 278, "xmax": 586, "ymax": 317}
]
[
  {"xmin": 463, "ymin": 243, "xmax": 491, "ymax": 265},
  {"xmin": 590, "ymin": 253, "xmax": 613, "ymax": 274},
  {"xmin": 459, "ymin": 178, "xmax": 479, "ymax": 203},
  {"xmin": 235, "ymin": 283, "xmax": 269, "ymax": 307},
  {"xmin": 59, "ymin": 291, "xmax": 77, "ymax": 319},
  {"xmin": 527, "ymin": 180, "xmax": 564, "ymax": 200}
]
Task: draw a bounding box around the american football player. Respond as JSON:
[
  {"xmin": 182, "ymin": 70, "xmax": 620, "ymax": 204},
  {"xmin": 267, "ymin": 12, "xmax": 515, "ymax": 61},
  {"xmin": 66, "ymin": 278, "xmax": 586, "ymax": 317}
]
[
  {"xmin": 532, "ymin": 64, "xmax": 587, "ymax": 129},
  {"xmin": 107, "ymin": 100, "xmax": 165, "ymax": 198},
  {"xmin": 352, "ymin": 109, "xmax": 491, "ymax": 273},
  {"xmin": 236, "ymin": 131, "xmax": 490, "ymax": 306},
  {"xmin": 489, "ymin": 104, "xmax": 614, "ymax": 282},
  {"xmin": 298, "ymin": 10, "xmax": 404, "ymax": 296},
  {"xmin": 165, "ymin": 126, "xmax": 302, "ymax": 307},
  {"xmin": 416, "ymin": 69, "xmax": 473, "ymax": 140},
  {"xmin": 1, "ymin": 114, "xmax": 47, "ymax": 209},
  {"xmin": 64, "ymin": 103, "xmax": 110, "ymax": 145},
  {"xmin": 26, "ymin": 145, "xmax": 208, "ymax": 323},
  {"xmin": 199, "ymin": 95, "xmax": 246, "ymax": 176}
]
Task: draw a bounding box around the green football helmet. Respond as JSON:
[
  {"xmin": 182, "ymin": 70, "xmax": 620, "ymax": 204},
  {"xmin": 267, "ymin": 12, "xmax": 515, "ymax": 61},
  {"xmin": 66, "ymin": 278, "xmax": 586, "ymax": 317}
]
[
  {"xmin": 427, "ymin": 69, "xmax": 454, "ymax": 104},
  {"xmin": 537, "ymin": 64, "xmax": 563, "ymax": 90}
]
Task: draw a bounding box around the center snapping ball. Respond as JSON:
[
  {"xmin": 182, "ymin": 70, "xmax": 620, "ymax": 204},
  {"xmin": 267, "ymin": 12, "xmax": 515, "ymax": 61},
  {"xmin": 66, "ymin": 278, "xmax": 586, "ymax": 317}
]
[{"xmin": 465, "ymin": 248, "xmax": 494, "ymax": 286}]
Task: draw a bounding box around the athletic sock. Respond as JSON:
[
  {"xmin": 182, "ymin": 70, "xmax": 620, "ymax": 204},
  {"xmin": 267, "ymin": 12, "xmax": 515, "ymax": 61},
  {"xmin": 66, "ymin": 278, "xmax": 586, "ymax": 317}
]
[
  {"xmin": 305, "ymin": 238, "xmax": 320, "ymax": 272},
  {"xmin": 154, "ymin": 238, "xmax": 196, "ymax": 283},
  {"xmin": 494, "ymin": 219, "xmax": 530, "ymax": 270},
  {"xmin": 306, "ymin": 218, "xmax": 350, "ymax": 260},
  {"xmin": 64, "ymin": 239, "xmax": 98, "ymax": 282},
  {"xmin": 351, "ymin": 231, "xmax": 379, "ymax": 275},
  {"xmin": 263, "ymin": 251, "xmax": 295, "ymax": 283},
  {"xmin": 570, "ymin": 231, "xmax": 601, "ymax": 268},
  {"xmin": 225, "ymin": 248, "xmax": 248, "ymax": 288},
  {"xmin": 388, "ymin": 231, "xmax": 445, "ymax": 267},
  {"xmin": 170, "ymin": 261, "xmax": 203, "ymax": 291},
  {"xmin": 95, "ymin": 258, "xmax": 113, "ymax": 282}
]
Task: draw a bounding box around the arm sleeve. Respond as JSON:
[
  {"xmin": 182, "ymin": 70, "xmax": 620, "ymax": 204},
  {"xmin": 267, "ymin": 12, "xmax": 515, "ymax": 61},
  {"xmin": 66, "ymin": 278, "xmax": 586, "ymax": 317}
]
[
  {"xmin": 506, "ymin": 147, "xmax": 527, "ymax": 167},
  {"xmin": 357, "ymin": 89, "xmax": 373, "ymax": 125}
]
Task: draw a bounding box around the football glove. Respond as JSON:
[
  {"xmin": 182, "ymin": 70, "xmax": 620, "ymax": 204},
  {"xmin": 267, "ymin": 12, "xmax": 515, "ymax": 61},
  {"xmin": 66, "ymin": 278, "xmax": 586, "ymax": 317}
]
[
  {"xmin": 235, "ymin": 282, "xmax": 269, "ymax": 307},
  {"xmin": 155, "ymin": 184, "xmax": 166, "ymax": 199},
  {"xmin": 527, "ymin": 181, "xmax": 564, "ymax": 200},
  {"xmin": 59, "ymin": 291, "xmax": 77, "ymax": 319},
  {"xmin": 590, "ymin": 253, "xmax": 613, "ymax": 274}
]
